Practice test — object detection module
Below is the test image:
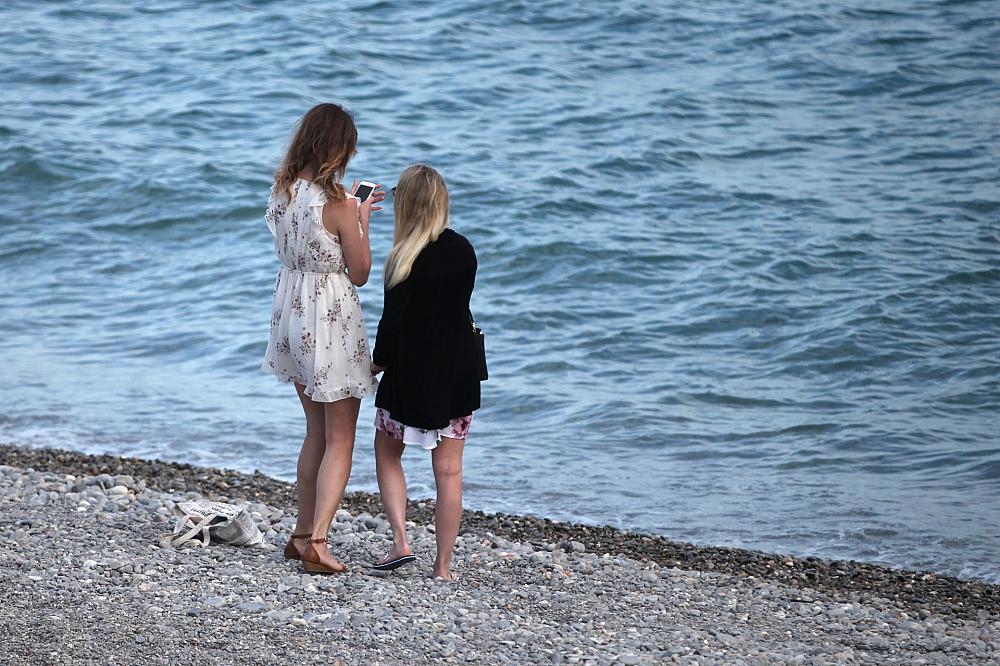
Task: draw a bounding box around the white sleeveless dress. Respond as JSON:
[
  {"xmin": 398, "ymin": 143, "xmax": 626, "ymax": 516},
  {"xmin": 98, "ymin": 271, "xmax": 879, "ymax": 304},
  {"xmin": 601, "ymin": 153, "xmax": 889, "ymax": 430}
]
[{"xmin": 261, "ymin": 178, "xmax": 379, "ymax": 402}]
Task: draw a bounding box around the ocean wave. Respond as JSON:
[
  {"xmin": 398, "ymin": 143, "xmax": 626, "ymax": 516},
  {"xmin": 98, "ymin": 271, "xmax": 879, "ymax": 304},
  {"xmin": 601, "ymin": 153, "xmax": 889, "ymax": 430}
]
[{"xmin": 0, "ymin": 0, "xmax": 998, "ymax": 583}]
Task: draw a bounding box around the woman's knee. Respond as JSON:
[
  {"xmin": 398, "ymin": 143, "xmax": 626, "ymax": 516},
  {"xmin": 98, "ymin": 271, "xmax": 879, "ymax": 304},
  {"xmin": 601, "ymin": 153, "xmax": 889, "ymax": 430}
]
[
  {"xmin": 323, "ymin": 428, "xmax": 355, "ymax": 451},
  {"xmin": 375, "ymin": 432, "xmax": 404, "ymax": 458},
  {"xmin": 375, "ymin": 448, "xmax": 401, "ymax": 465},
  {"xmin": 433, "ymin": 457, "xmax": 463, "ymax": 481}
]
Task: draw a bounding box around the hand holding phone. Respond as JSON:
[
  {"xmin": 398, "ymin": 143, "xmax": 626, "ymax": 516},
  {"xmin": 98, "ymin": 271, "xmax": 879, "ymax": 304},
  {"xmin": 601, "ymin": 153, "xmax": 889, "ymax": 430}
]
[
  {"xmin": 353, "ymin": 180, "xmax": 378, "ymax": 203},
  {"xmin": 353, "ymin": 180, "xmax": 385, "ymax": 225}
]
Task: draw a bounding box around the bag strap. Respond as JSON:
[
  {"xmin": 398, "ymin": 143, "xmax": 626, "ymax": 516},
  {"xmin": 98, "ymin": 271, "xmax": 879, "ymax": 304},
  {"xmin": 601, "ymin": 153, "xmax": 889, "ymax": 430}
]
[
  {"xmin": 171, "ymin": 521, "xmax": 209, "ymax": 548},
  {"xmin": 170, "ymin": 510, "xmax": 219, "ymax": 548}
]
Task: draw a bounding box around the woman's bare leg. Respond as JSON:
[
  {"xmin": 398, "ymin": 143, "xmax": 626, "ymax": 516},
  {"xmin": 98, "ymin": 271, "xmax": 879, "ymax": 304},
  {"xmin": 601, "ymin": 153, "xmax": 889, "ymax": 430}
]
[
  {"xmin": 374, "ymin": 429, "xmax": 412, "ymax": 562},
  {"xmin": 309, "ymin": 396, "xmax": 361, "ymax": 570},
  {"xmin": 292, "ymin": 383, "xmax": 326, "ymax": 556},
  {"xmin": 431, "ymin": 436, "xmax": 465, "ymax": 579}
]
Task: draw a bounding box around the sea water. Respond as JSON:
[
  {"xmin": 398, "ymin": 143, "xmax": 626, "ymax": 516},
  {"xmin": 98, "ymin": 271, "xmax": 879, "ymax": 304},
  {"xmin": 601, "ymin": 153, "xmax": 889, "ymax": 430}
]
[{"xmin": 1, "ymin": 0, "xmax": 998, "ymax": 581}]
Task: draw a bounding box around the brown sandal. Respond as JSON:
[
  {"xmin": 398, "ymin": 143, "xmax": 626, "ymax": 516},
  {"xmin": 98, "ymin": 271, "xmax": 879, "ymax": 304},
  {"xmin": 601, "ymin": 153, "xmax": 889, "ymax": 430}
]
[
  {"xmin": 282, "ymin": 533, "xmax": 312, "ymax": 561},
  {"xmin": 301, "ymin": 538, "xmax": 347, "ymax": 575}
]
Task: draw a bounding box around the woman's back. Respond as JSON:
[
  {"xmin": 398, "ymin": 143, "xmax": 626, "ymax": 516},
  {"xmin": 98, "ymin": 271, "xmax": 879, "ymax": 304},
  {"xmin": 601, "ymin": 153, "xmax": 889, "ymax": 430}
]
[
  {"xmin": 403, "ymin": 229, "xmax": 476, "ymax": 321},
  {"xmin": 266, "ymin": 178, "xmax": 349, "ymax": 275},
  {"xmin": 373, "ymin": 228, "xmax": 480, "ymax": 429}
]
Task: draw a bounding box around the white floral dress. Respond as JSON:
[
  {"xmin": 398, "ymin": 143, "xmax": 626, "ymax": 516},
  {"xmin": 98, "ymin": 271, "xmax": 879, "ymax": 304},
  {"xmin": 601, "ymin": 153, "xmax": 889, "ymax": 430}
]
[{"xmin": 261, "ymin": 178, "xmax": 378, "ymax": 402}]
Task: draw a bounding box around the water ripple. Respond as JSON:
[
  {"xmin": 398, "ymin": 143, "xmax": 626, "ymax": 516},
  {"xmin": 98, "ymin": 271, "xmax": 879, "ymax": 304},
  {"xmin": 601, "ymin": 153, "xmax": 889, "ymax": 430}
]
[{"xmin": 0, "ymin": 0, "xmax": 998, "ymax": 582}]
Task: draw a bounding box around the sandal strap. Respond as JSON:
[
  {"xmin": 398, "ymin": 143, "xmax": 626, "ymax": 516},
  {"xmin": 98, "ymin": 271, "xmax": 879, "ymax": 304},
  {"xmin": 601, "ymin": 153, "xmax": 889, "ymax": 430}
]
[
  {"xmin": 308, "ymin": 537, "xmax": 327, "ymax": 543},
  {"xmin": 290, "ymin": 533, "xmax": 312, "ymax": 539}
]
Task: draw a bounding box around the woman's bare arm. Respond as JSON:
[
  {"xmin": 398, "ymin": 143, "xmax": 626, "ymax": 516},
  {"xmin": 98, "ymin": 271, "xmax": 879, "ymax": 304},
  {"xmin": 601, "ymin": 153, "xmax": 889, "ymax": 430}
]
[
  {"xmin": 322, "ymin": 199, "xmax": 370, "ymax": 285},
  {"xmin": 319, "ymin": 187, "xmax": 379, "ymax": 287}
]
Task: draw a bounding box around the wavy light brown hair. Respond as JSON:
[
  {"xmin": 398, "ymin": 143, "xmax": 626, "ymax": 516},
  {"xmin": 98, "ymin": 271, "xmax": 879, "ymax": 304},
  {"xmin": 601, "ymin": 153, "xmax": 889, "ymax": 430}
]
[
  {"xmin": 274, "ymin": 103, "xmax": 358, "ymax": 202},
  {"xmin": 384, "ymin": 164, "xmax": 450, "ymax": 288}
]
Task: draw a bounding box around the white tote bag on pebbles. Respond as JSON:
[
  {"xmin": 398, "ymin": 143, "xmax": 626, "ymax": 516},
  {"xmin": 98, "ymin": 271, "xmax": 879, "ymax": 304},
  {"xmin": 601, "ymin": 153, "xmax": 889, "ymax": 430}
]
[{"xmin": 169, "ymin": 500, "xmax": 264, "ymax": 548}]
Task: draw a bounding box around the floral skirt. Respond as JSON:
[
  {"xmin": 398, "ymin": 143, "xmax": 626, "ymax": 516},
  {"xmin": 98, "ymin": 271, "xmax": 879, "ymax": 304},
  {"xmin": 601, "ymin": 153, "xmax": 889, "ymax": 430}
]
[
  {"xmin": 262, "ymin": 267, "xmax": 378, "ymax": 403},
  {"xmin": 374, "ymin": 408, "xmax": 473, "ymax": 451}
]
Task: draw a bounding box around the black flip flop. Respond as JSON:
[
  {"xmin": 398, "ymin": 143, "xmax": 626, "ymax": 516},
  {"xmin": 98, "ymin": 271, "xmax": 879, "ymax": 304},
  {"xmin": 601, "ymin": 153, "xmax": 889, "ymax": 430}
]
[{"xmin": 372, "ymin": 554, "xmax": 417, "ymax": 571}]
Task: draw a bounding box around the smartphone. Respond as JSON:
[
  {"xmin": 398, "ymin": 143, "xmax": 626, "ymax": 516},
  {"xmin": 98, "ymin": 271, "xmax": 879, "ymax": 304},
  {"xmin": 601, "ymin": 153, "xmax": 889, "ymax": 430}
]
[{"xmin": 353, "ymin": 181, "xmax": 377, "ymax": 203}]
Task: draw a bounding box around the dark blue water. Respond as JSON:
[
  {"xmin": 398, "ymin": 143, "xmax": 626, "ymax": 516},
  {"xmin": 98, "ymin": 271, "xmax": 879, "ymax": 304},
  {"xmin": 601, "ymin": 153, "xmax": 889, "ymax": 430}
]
[{"xmin": 1, "ymin": 0, "xmax": 998, "ymax": 581}]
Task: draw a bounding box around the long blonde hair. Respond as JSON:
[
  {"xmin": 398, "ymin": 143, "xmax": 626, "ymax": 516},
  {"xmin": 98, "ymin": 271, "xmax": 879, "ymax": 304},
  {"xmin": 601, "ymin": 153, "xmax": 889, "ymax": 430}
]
[
  {"xmin": 384, "ymin": 164, "xmax": 450, "ymax": 288},
  {"xmin": 274, "ymin": 103, "xmax": 357, "ymax": 202}
]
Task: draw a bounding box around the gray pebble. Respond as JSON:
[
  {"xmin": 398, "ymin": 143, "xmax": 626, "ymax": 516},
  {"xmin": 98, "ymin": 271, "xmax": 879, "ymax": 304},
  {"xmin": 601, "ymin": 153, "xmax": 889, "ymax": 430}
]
[{"xmin": 0, "ymin": 455, "xmax": 994, "ymax": 666}]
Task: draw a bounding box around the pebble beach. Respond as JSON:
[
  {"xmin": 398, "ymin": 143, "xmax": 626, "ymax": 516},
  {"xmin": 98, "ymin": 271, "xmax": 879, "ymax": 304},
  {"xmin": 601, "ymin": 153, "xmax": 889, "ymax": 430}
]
[{"xmin": 0, "ymin": 445, "xmax": 997, "ymax": 665}]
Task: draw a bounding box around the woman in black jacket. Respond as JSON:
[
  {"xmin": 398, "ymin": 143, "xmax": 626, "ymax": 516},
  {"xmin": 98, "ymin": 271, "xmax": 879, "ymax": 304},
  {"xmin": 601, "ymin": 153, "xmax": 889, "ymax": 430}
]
[{"xmin": 369, "ymin": 164, "xmax": 482, "ymax": 581}]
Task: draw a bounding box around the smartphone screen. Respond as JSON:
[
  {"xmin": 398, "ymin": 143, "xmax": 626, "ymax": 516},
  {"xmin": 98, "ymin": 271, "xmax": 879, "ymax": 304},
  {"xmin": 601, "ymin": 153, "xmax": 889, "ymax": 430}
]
[{"xmin": 354, "ymin": 183, "xmax": 375, "ymax": 203}]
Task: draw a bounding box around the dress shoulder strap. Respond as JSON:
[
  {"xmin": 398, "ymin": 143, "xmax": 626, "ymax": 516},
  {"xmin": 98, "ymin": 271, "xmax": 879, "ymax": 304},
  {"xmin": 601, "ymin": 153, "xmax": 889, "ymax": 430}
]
[
  {"xmin": 306, "ymin": 188, "xmax": 330, "ymax": 230},
  {"xmin": 265, "ymin": 181, "xmax": 288, "ymax": 237},
  {"xmin": 307, "ymin": 189, "xmax": 365, "ymax": 239}
]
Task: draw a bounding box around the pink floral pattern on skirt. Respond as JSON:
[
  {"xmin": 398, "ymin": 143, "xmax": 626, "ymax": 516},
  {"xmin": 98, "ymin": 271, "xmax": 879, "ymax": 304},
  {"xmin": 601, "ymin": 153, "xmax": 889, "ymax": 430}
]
[{"xmin": 375, "ymin": 408, "xmax": 473, "ymax": 450}]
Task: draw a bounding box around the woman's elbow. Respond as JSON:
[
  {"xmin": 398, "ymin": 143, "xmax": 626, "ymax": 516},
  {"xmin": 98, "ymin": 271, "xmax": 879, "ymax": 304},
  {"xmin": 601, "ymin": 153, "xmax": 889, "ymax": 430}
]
[{"xmin": 349, "ymin": 263, "xmax": 371, "ymax": 286}]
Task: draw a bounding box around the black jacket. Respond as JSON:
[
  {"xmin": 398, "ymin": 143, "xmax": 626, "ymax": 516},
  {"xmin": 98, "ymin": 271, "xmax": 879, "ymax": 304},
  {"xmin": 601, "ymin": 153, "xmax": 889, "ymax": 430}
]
[{"xmin": 373, "ymin": 228, "xmax": 481, "ymax": 429}]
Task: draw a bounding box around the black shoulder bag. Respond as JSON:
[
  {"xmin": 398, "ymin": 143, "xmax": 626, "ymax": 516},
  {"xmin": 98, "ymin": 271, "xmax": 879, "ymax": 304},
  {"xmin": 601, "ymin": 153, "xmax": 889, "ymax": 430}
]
[{"xmin": 470, "ymin": 312, "xmax": 488, "ymax": 381}]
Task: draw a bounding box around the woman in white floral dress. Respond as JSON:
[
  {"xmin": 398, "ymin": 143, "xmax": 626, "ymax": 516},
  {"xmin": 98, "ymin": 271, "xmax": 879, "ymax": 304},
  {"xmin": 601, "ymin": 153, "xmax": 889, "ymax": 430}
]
[{"xmin": 262, "ymin": 103, "xmax": 383, "ymax": 574}]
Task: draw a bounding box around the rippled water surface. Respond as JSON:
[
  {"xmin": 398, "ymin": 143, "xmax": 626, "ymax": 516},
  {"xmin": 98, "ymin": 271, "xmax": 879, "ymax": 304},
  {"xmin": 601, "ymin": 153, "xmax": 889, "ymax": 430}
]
[{"xmin": 1, "ymin": 1, "xmax": 998, "ymax": 581}]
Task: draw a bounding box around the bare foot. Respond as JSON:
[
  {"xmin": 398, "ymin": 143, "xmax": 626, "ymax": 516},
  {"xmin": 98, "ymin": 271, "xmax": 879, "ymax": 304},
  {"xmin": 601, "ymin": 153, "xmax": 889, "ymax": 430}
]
[{"xmin": 431, "ymin": 565, "xmax": 456, "ymax": 581}]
